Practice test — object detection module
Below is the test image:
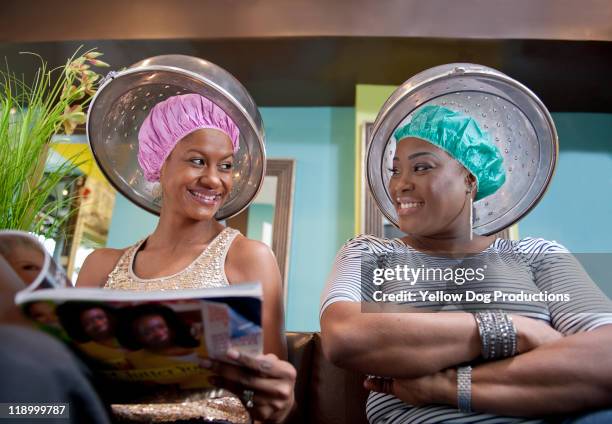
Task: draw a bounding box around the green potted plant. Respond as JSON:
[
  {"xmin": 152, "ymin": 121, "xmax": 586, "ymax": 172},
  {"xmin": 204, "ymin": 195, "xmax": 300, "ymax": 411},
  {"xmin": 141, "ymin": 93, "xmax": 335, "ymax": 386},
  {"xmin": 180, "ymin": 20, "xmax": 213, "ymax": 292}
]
[{"xmin": 0, "ymin": 49, "xmax": 109, "ymax": 237}]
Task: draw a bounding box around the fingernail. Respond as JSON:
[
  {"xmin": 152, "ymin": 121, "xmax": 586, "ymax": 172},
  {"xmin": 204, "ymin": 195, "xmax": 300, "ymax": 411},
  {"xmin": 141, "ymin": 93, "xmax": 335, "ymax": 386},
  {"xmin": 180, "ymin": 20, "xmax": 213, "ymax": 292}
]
[
  {"xmin": 260, "ymin": 360, "xmax": 272, "ymax": 371},
  {"xmin": 226, "ymin": 349, "xmax": 240, "ymax": 360},
  {"xmin": 201, "ymin": 359, "xmax": 213, "ymax": 369}
]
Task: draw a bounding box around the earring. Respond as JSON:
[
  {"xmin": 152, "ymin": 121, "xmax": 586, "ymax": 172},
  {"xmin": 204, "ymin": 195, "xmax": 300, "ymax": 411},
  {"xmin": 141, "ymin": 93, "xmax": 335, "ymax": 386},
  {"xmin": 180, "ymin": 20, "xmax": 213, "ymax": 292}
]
[
  {"xmin": 152, "ymin": 183, "xmax": 163, "ymax": 202},
  {"xmin": 466, "ymin": 189, "xmax": 473, "ymax": 241}
]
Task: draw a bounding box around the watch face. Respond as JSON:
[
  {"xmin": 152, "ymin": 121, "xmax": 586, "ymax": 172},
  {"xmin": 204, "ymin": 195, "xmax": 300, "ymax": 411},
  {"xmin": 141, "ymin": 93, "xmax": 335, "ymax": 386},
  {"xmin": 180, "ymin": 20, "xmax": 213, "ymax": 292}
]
[
  {"xmin": 367, "ymin": 63, "xmax": 558, "ymax": 235},
  {"xmin": 87, "ymin": 55, "xmax": 266, "ymax": 220}
]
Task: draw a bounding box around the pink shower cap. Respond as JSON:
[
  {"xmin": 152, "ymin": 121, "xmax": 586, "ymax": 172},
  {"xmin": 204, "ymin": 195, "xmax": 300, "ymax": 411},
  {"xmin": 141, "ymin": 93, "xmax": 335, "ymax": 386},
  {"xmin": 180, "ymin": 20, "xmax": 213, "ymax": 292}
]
[{"xmin": 138, "ymin": 93, "xmax": 240, "ymax": 182}]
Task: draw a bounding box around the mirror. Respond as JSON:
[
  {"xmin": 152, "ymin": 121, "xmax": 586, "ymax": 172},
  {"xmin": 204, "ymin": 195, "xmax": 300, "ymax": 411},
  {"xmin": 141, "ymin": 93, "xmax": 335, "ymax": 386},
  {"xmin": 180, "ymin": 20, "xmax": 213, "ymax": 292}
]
[
  {"xmin": 226, "ymin": 159, "xmax": 295, "ymax": 304},
  {"xmin": 43, "ymin": 136, "xmax": 117, "ymax": 282},
  {"xmin": 63, "ymin": 175, "xmax": 116, "ymax": 281},
  {"xmin": 360, "ymin": 122, "xmax": 511, "ymax": 239}
]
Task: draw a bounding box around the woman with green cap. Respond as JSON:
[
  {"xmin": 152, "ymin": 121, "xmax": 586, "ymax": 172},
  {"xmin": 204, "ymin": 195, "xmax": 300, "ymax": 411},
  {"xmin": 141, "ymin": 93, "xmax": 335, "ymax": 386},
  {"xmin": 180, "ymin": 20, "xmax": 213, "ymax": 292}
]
[{"xmin": 320, "ymin": 104, "xmax": 612, "ymax": 422}]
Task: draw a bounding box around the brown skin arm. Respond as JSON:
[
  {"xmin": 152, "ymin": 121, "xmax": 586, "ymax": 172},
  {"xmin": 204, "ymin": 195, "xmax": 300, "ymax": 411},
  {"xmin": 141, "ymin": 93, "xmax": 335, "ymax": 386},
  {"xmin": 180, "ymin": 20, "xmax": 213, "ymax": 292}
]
[
  {"xmin": 75, "ymin": 248, "xmax": 125, "ymax": 288},
  {"xmin": 321, "ymin": 301, "xmax": 481, "ymax": 378},
  {"xmin": 223, "ymin": 236, "xmax": 295, "ymax": 423},
  {"xmin": 366, "ymin": 325, "xmax": 612, "ymax": 416},
  {"xmin": 321, "ymin": 302, "xmax": 560, "ymax": 378},
  {"xmin": 225, "ymin": 236, "xmax": 287, "ymax": 360},
  {"xmin": 467, "ymin": 324, "xmax": 612, "ymax": 416}
]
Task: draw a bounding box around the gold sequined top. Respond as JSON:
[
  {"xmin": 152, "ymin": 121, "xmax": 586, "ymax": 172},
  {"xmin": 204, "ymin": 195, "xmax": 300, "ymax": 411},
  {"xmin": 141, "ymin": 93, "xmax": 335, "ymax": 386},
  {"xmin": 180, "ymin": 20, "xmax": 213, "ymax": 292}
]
[
  {"xmin": 105, "ymin": 227, "xmax": 240, "ymax": 291},
  {"xmin": 104, "ymin": 227, "xmax": 250, "ymax": 424}
]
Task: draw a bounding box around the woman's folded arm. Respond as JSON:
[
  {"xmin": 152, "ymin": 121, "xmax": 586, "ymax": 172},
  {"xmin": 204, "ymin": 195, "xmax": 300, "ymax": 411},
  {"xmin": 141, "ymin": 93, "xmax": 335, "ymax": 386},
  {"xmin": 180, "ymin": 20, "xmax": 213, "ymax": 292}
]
[
  {"xmin": 320, "ymin": 301, "xmax": 482, "ymax": 378},
  {"xmin": 321, "ymin": 301, "xmax": 563, "ymax": 379},
  {"xmin": 467, "ymin": 324, "xmax": 612, "ymax": 416}
]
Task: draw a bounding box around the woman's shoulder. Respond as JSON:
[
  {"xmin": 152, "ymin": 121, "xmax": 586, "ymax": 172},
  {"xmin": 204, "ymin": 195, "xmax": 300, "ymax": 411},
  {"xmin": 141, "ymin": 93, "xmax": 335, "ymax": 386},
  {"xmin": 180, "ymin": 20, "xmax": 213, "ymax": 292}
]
[
  {"xmin": 76, "ymin": 247, "xmax": 130, "ymax": 288},
  {"xmin": 228, "ymin": 232, "xmax": 273, "ymax": 259},
  {"xmin": 338, "ymin": 234, "xmax": 403, "ymax": 256},
  {"xmin": 494, "ymin": 236, "xmax": 570, "ymax": 254},
  {"xmin": 225, "ymin": 233, "xmax": 277, "ymax": 275},
  {"xmin": 224, "ymin": 232, "xmax": 281, "ymax": 291}
]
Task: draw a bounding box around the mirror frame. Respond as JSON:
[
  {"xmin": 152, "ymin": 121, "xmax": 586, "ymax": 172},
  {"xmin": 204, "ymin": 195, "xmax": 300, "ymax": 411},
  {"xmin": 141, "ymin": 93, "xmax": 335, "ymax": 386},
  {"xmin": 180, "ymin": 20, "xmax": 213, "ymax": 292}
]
[
  {"xmin": 265, "ymin": 159, "xmax": 295, "ymax": 304},
  {"xmin": 227, "ymin": 159, "xmax": 295, "ymax": 304}
]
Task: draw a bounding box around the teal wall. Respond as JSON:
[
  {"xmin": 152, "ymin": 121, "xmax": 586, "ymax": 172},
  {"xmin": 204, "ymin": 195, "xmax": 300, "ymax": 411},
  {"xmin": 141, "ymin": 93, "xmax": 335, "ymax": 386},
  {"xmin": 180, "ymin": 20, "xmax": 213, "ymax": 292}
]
[
  {"xmin": 107, "ymin": 107, "xmax": 355, "ymax": 332},
  {"xmin": 519, "ymin": 113, "xmax": 612, "ymax": 253},
  {"xmin": 262, "ymin": 108, "xmax": 355, "ymax": 331},
  {"xmin": 246, "ymin": 204, "xmax": 274, "ymax": 242},
  {"xmin": 518, "ymin": 113, "xmax": 612, "ymax": 297}
]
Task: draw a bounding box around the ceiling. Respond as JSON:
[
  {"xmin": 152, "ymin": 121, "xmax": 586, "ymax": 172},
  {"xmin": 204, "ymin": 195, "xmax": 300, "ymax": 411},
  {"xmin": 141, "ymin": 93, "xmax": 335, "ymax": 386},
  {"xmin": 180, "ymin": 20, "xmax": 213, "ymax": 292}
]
[{"xmin": 1, "ymin": 0, "xmax": 611, "ymax": 111}]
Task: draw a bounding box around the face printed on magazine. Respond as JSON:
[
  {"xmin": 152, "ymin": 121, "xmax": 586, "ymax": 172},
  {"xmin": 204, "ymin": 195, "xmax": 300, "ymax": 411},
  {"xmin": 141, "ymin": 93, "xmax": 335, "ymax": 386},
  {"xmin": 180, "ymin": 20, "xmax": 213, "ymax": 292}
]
[
  {"xmin": 0, "ymin": 234, "xmax": 45, "ymax": 285},
  {"xmin": 80, "ymin": 307, "xmax": 115, "ymax": 341},
  {"xmin": 0, "ymin": 231, "xmax": 70, "ymax": 290},
  {"xmin": 25, "ymin": 301, "xmax": 58, "ymax": 325},
  {"xmin": 132, "ymin": 314, "xmax": 175, "ymax": 350}
]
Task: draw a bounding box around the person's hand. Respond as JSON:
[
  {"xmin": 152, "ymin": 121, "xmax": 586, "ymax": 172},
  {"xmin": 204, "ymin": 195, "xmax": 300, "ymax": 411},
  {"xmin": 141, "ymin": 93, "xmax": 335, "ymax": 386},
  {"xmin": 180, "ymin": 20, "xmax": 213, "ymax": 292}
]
[
  {"xmin": 511, "ymin": 315, "xmax": 563, "ymax": 353},
  {"xmin": 201, "ymin": 349, "xmax": 296, "ymax": 423},
  {"xmin": 363, "ymin": 369, "xmax": 456, "ymax": 407}
]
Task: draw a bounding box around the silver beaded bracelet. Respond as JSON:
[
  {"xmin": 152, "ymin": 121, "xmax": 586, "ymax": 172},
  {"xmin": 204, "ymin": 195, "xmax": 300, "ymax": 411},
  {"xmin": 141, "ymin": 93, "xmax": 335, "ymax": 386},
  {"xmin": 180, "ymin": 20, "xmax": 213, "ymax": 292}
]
[
  {"xmin": 473, "ymin": 310, "xmax": 517, "ymax": 360},
  {"xmin": 457, "ymin": 365, "xmax": 472, "ymax": 412}
]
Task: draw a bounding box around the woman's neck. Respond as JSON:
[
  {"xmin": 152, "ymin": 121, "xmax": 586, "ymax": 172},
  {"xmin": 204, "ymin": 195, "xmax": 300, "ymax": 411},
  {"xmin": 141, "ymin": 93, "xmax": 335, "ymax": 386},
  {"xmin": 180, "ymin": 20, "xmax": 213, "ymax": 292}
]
[
  {"xmin": 401, "ymin": 232, "xmax": 496, "ymax": 256},
  {"xmin": 146, "ymin": 211, "xmax": 223, "ymax": 250}
]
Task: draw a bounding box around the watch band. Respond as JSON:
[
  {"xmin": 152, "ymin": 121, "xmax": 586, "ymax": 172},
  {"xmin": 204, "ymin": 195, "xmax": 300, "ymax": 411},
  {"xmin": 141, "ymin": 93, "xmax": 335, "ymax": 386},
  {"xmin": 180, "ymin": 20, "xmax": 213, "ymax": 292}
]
[{"xmin": 457, "ymin": 365, "xmax": 472, "ymax": 412}]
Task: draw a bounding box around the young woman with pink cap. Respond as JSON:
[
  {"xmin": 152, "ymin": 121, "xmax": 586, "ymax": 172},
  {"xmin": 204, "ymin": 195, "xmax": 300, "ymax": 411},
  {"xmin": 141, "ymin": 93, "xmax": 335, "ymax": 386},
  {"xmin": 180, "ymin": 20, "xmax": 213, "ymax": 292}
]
[{"xmin": 78, "ymin": 93, "xmax": 296, "ymax": 423}]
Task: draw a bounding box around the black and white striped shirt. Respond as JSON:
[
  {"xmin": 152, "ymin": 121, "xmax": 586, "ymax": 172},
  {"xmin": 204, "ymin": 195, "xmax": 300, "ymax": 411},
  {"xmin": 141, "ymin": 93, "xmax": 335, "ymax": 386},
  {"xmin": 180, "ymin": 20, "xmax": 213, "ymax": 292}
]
[{"xmin": 320, "ymin": 235, "xmax": 612, "ymax": 424}]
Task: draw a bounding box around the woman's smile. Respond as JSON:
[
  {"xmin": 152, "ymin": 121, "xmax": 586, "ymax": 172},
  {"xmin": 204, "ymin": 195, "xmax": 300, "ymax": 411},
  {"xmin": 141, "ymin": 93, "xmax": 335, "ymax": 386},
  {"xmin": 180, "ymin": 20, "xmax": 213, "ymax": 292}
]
[
  {"xmin": 396, "ymin": 197, "xmax": 425, "ymax": 216},
  {"xmin": 187, "ymin": 188, "xmax": 223, "ymax": 206}
]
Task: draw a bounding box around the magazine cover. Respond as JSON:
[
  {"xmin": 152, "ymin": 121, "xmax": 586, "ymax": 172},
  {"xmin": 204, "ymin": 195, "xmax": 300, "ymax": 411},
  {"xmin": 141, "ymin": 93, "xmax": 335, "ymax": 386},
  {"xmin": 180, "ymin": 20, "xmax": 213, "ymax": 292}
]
[{"xmin": 1, "ymin": 230, "xmax": 263, "ymax": 389}]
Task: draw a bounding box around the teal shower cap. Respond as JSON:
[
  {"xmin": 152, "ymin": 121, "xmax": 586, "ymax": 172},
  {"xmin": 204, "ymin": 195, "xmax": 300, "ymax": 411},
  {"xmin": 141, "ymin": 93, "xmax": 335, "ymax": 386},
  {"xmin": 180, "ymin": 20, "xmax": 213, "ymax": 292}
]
[{"xmin": 393, "ymin": 105, "xmax": 506, "ymax": 200}]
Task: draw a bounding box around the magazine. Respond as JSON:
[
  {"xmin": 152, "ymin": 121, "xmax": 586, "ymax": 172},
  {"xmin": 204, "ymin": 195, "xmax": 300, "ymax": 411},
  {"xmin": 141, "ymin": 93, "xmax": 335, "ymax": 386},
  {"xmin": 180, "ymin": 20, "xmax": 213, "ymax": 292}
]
[{"xmin": 1, "ymin": 230, "xmax": 263, "ymax": 390}]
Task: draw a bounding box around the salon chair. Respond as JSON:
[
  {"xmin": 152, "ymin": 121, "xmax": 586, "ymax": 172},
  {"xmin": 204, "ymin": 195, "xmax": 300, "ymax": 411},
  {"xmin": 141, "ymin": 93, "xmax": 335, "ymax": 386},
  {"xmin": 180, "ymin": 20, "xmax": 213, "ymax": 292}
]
[{"xmin": 285, "ymin": 332, "xmax": 369, "ymax": 424}]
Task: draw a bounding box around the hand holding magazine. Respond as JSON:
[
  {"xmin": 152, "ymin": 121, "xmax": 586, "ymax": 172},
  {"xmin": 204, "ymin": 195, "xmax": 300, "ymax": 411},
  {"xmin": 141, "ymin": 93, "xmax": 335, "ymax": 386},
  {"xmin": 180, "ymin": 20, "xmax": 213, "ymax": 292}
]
[{"xmin": 1, "ymin": 230, "xmax": 263, "ymax": 390}]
